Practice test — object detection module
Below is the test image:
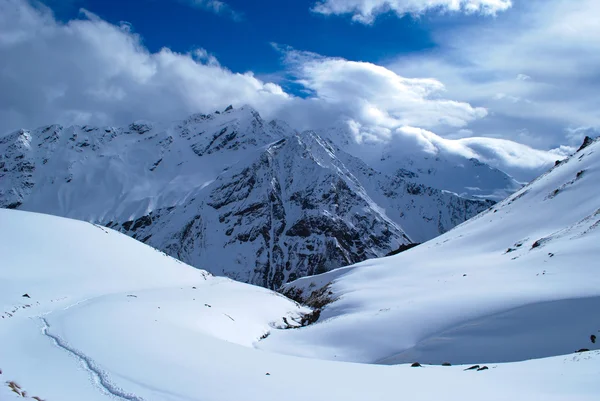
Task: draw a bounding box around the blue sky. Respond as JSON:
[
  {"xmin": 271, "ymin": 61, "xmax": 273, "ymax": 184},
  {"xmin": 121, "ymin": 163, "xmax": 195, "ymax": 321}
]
[
  {"xmin": 44, "ymin": 0, "xmax": 440, "ymax": 79},
  {"xmin": 1, "ymin": 0, "xmax": 599, "ymax": 157}
]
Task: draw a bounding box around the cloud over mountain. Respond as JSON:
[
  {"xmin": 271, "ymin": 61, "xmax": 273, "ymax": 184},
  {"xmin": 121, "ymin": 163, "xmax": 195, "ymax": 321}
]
[
  {"xmin": 311, "ymin": 0, "xmax": 512, "ymax": 24},
  {"xmin": 0, "ymin": 0, "xmax": 576, "ymax": 179}
]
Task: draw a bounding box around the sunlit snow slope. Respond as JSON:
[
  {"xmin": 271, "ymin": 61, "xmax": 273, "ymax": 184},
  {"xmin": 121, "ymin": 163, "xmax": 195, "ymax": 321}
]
[
  {"xmin": 0, "ymin": 209, "xmax": 309, "ymax": 400},
  {"xmin": 1, "ymin": 209, "xmax": 599, "ymax": 401},
  {"xmin": 273, "ymin": 138, "xmax": 600, "ymax": 365}
]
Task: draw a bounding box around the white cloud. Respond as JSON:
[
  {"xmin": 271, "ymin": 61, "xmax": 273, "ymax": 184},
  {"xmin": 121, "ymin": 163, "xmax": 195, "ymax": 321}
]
[
  {"xmin": 493, "ymin": 93, "xmax": 522, "ymax": 103},
  {"xmin": 277, "ymin": 47, "xmax": 487, "ymax": 132},
  {"xmin": 566, "ymin": 126, "xmax": 600, "ymax": 145},
  {"xmin": 456, "ymin": 136, "xmax": 570, "ymax": 173},
  {"xmin": 276, "ymin": 47, "xmax": 562, "ymax": 180},
  {"xmin": 0, "ymin": 0, "xmax": 566, "ymax": 181},
  {"xmin": 0, "ymin": 0, "xmax": 286, "ymax": 132},
  {"xmin": 191, "ymin": 48, "xmax": 221, "ymax": 67},
  {"xmin": 312, "ymin": 0, "xmax": 512, "ymax": 24},
  {"xmin": 181, "ymin": 0, "xmax": 242, "ymax": 20},
  {"xmin": 341, "ymin": 121, "xmax": 567, "ymax": 181},
  {"xmin": 387, "ymin": 0, "xmax": 600, "ymax": 149},
  {"xmin": 0, "ymin": 0, "xmax": 488, "ymax": 141}
]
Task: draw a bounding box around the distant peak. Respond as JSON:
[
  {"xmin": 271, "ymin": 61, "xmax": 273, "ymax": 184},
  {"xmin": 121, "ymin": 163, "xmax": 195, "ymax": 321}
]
[
  {"xmin": 217, "ymin": 104, "xmax": 260, "ymax": 118},
  {"xmin": 236, "ymin": 104, "xmax": 264, "ymax": 119},
  {"xmin": 128, "ymin": 121, "xmax": 153, "ymax": 135},
  {"xmin": 184, "ymin": 113, "xmax": 215, "ymax": 124},
  {"xmin": 577, "ymin": 136, "xmax": 597, "ymax": 152},
  {"xmin": 269, "ymin": 119, "xmax": 296, "ymax": 135},
  {"xmin": 238, "ymin": 104, "xmax": 257, "ymax": 112}
]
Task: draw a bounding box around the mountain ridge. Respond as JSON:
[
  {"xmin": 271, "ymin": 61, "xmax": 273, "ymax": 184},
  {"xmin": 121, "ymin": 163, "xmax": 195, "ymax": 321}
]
[{"xmin": 2, "ymin": 106, "xmax": 511, "ymax": 288}]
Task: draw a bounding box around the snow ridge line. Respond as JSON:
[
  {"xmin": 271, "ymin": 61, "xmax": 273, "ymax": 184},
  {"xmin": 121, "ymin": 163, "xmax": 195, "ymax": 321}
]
[{"xmin": 40, "ymin": 317, "xmax": 146, "ymax": 401}]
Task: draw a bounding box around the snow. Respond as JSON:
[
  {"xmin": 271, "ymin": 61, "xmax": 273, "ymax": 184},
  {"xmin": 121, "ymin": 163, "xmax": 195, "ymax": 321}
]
[
  {"xmin": 273, "ymin": 138, "xmax": 600, "ymax": 365},
  {"xmin": 2, "ymin": 198, "xmax": 600, "ymax": 399},
  {"xmin": 0, "ymin": 205, "xmax": 600, "ymax": 401},
  {"xmin": 0, "ymin": 209, "xmax": 308, "ymax": 400},
  {"xmin": 0, "ymin": 106, "xmax": 284, "ymax": 221},
  {"xmin": 0, "ymin": 107, "xmax": 494, "ymax": 288},
  {"xmin": 1, "ymin": 131, "xmax": 599, "ymax": 400}
]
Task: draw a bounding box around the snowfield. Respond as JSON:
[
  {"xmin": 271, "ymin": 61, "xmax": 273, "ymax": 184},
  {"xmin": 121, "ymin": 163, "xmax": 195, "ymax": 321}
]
[
  {"xmin": 274, "ymin": 138, "xmax": 600, "ymax": 366},
  {"xmin": 1, "ymin": 139, "xmax": 599, "ymax": 400}
]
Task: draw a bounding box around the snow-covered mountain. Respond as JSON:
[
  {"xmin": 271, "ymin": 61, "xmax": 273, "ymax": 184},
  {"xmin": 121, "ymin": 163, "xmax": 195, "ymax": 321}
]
[
  {"xmin": 274, "ymin": 136, "xmax": 600, "ymax": 365},
  {"xmin": 1, "ymin": 208, "xmax": 598, "ymax": 401},
  {"xmin": 0, "ymin": 106, "xmax": 496, "ymax": 288},
  {"xmin": 321, "ymin": 123, "xmax": 539, "ymax": 201}
]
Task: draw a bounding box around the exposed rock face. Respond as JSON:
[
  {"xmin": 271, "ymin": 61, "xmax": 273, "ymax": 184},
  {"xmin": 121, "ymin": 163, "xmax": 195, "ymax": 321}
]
[
  {"xmin": 0, "ymin": 106, "xmax": 496, "ymax": 288},
  {"xmin": 577, "ymin": 136, "xmax": 596, "ymax": 152}
]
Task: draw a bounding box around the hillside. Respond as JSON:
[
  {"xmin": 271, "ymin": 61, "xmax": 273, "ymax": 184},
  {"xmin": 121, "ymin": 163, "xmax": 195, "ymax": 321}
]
[
  {"xmin": 272, "ymin": 137, "xmax": 600, "ymax": 365},
  {"xmin": 1, "ymin": 208, "xmax": 599, "ymax": 401}
]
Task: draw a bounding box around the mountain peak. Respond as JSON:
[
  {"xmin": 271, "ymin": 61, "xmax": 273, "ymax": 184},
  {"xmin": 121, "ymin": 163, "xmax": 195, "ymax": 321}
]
[{"xmin": 577, "ymin": 135, "xmax": 597, "ymax": 152}]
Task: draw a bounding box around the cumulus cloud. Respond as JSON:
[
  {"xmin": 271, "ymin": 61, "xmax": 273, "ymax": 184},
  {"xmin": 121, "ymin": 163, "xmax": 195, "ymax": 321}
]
[
  {"xmin": 275, "ymin": 47, "xmax": 561, "ymax": 179},
  {"xmin": 311, "ymin": 0, "xmax": 512, "ymax": 24},
  {"xmin": 0, "ymin": 0, "xmax": 287, "ymax": 133},
  {"xmin": 0, "ymin": 0, "xmax": 488, "ymax": 139},
  {"xmin": 181, "ymin": 0, "xmax": 242, "ymax": 20},
  {"xmin": 0, "ymin": 0, "xmax": 565, "ymax": 181},
  {"xmin": 456, "ymin": 136, "xmax": 570, "ymax": 178},
  {"xmin": 276, "ymin": 47, "xmax": 487, "ymax": 132},
  {"xmin": 387, "ymin": 0, "xmax": 600, "ymax": 149},
  {"xmin": 566, "ymin": 126, "xmax": 600, "ymax": 145},
  {"xmin": 341, "ymin": 121, "xmax": 569, "ymax": 181}
]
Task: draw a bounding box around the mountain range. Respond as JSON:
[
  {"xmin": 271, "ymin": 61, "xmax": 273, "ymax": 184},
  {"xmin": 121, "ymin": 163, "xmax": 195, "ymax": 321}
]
[{"xmin": 0, "ymin": 106, "xmax": 540, "ymax": 288}]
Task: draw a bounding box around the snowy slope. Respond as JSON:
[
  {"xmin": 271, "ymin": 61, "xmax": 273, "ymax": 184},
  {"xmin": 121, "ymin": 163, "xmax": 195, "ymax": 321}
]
[
  {"xmin": 0, "ymin": 106, "xmax": 493, "ymax": 288},
  {"xmin": 273, "ymin": 137, "xmax": 600, "ymax": 365},
  {"xmin": 0, "ymin": 208, "xmax": 308, "ymax": 400},
  {"xmin": 1, "ymin": 208, "xmax": 599, "ymax": 401}
]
